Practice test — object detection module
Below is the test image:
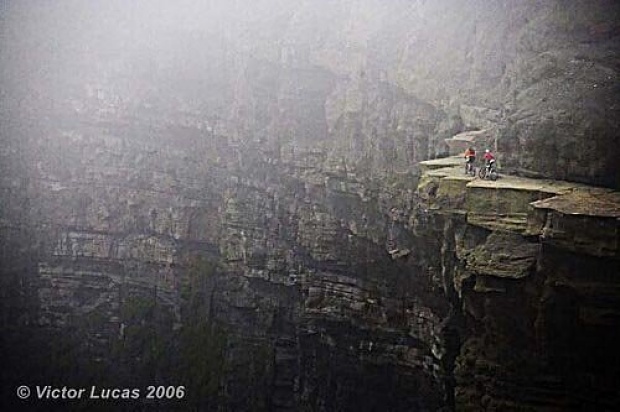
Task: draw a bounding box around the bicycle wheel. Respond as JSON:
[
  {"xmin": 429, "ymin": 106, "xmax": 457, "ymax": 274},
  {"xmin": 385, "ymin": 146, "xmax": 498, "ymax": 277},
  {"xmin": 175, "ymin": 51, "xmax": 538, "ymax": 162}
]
[
  {"xmin": 478, "ymin": 167, "xmax": 486, "ymax": 179},
  {"xmin": 490, "ymin": 170, "xmax": 498, "ymax": 181}
]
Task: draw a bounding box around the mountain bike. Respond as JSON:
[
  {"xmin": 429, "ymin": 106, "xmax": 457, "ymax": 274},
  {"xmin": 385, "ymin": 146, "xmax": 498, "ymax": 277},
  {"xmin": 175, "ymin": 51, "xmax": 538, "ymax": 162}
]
[
  {"xmin": 465, "ymin": 159, "xmax": 476, "ymax": 176},
  {"xmin": 478, "ymin": 159, "xmax": 498, "ymax": 181}
]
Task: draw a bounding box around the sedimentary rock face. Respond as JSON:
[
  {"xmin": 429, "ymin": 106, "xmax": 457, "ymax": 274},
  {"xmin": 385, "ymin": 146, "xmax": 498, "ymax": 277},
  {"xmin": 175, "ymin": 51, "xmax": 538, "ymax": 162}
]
[{"xmin": 1, "ymin": 0, "xmax": 618, "ymax": 410}]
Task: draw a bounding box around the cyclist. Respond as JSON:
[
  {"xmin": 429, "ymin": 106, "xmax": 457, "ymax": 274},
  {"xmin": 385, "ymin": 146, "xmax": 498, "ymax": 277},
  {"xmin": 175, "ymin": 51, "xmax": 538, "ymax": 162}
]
[
  {"xmin": 464, "ymin": 147, "xmax": 476, "ymax": 174},
  {"xmin": 480, "ymin": 149, "xmax": 498, "ymax": 180},
  {"xmin": 483, "ymin": 149, "xmax": 495, "ymax": 166}
]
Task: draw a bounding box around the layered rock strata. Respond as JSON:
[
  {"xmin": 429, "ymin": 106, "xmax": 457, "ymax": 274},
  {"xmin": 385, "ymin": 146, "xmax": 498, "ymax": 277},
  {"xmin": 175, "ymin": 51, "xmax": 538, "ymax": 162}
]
[
  {"xmin": 417, "ymin": 159, "xmax": 620, "ymax": 410},
  {"xmin": 1, "ymin": 0, "xmax": 619, "ymax": 410}
]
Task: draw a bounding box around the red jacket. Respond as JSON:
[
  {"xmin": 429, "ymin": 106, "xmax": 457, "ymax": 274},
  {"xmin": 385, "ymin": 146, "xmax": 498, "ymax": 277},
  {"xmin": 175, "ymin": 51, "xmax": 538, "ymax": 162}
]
[{"xmin": 483, "ymin": 152, "xmax": 495, "ymax": 161}]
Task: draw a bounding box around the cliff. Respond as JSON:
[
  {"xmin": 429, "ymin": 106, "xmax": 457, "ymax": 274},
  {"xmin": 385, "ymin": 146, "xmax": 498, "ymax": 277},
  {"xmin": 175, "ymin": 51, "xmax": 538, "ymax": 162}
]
[
  {"xmin": 1, "ymin": 0, "xmax": 619, "ymax": 410},
  {"xmin": 416, "ymin": 158, "xmax": 620, "ymax": 410}
]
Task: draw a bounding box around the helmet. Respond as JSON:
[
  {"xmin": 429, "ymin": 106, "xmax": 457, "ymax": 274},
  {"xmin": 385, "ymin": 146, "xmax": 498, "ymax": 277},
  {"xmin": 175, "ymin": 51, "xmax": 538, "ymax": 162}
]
[{"xmin": 485, "ymin": 149, "xmax": 490, "ymax": 153}]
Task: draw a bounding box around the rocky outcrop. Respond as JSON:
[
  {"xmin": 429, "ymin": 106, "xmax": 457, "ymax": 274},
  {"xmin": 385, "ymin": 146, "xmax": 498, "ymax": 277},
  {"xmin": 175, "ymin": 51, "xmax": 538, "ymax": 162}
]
[
  {"xmin": 529, "ymin": 189, "xmax": 620, "ymax": 256},
  {"xmin": 418, "ymin": 161, "xmax": 620, "ymax": 410}
]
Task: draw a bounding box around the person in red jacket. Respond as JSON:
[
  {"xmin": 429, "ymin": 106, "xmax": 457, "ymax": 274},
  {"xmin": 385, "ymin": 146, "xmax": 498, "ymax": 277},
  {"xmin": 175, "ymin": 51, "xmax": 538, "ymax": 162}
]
[
  {"xmin": 464, "ymin": 147, "xmax": 476, "ymax": 174},
  {"xmin": 483, "ymin": 149, "xmax": 495, "ymax": 165}
]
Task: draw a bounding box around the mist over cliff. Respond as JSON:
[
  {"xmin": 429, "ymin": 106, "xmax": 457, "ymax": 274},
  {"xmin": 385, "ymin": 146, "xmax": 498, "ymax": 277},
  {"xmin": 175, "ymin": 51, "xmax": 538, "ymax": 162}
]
[
  {"xmin": 1, "ymin": 1, "xmax": 619, "ymax": 410},
  {"xmin": 4, "ymin": 0, "xmax": 619, "ymax": 185}
]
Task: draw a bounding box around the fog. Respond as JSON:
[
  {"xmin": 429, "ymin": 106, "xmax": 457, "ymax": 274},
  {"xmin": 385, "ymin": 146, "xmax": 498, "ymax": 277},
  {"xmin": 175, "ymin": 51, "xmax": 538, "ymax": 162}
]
[
  {"xmin": 1, "ymin": 1, "xmax": 619, "ymax": 410},
  {"xmin": 1, "ymin": 0, "xmax": 426, "ymax": 112},
  {"xmin": 2, "ymin": 0, "xmax": 468, "ymax": 147}
]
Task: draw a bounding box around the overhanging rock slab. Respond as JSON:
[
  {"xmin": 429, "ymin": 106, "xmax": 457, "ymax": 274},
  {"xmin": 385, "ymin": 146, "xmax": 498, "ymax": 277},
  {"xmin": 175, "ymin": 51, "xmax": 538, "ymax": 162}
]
[
  {"xmin": 466, "ymin": 175, "xmax": 579, "ymax": 233},
  {"xmin": 529, "ymin": 189, "xmax": 620, "ymax": 257}
]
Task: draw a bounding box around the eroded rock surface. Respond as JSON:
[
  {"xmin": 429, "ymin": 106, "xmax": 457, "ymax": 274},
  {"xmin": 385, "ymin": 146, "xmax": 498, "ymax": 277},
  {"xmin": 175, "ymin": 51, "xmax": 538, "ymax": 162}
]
[
  {"xmin": 1, "ymin": 0, "xmax": 619, "ymax": 411},
  {"xmin": 420, "ymin": 161, "xmax": 620, "ymax": 410}
]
